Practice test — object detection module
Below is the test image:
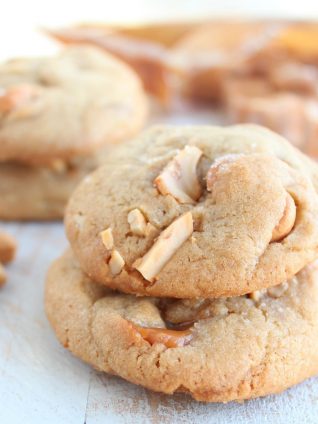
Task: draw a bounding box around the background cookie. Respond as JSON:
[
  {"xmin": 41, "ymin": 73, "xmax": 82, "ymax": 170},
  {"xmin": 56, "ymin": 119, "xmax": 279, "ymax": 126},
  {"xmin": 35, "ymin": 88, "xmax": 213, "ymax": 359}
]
[
  {"xmin": 0, "ymin": 148, "xmax": 109, "ymax": 220},
  {"xmin": 66, "ymin": 124, "xmax": 318, "ymax": 298},
  {"xmin": 0, "ymin": 46, "xmax": 147, "ymax": 164},
  {"xmin": 45, "ymin": 250, "xmax": 318, "ymax": 403}
]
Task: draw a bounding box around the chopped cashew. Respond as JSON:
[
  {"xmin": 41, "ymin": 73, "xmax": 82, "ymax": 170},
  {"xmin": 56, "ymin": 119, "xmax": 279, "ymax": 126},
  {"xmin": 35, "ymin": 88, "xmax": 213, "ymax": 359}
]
[
  {"xmin": 109, "ymin": 250, "xmax": 125, "ymax": 276},
  {"xmin": 154, "ymin": 146, "xmax": 203, "ymax": 204},
  {"xmin": 100, "ymin": 228, "xmax": 114, "ymax": 250},
  {"xmin": 271, "ymin": 193, "xmax": 296, "ymax": 242},
  {"xmin": 133, "ymin": 212, "xmax": 193, "ymax": 283},
  {"xmin": 128, "ymin": 209, "xmax": 147, "ymax": 236}
]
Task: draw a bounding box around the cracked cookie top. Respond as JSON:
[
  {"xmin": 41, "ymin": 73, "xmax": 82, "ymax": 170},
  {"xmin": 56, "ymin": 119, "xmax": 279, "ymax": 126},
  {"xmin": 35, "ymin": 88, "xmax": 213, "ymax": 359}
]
[
  {"xmin": 45, "ymin": 250, "xmax": 318, "ymax": 402},
  {"xmin": 65, "ymin": 124, "xmax": 318, "ymax": 298},
  {"xmin": 0, "ymin": 46, "xmax": 147, "ymax": 165}
]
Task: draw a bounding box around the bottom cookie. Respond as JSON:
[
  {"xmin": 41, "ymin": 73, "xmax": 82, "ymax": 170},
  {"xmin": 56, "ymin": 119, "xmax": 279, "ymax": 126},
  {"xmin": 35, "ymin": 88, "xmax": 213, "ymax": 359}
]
[{"xmin": 45, "ymin": 250, "xmax": 318, "ymax": 402}]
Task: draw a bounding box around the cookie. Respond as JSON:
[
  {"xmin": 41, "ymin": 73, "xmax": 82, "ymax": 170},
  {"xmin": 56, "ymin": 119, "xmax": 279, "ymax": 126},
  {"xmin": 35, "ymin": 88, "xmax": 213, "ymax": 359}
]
[
  {"xmin": 45, "ymin": 250, "xmax": 318, "ymax": 402},
  {"xmin": 0, "ymin": 46, "xmax": 147, "ymax": 165},
  {"xmin": 0, "ymin": 46, "xmax": 147, "ymax": 220},
  {"xmin": 0, "ymin": 231, "xmax": 17, "ymax": 286},
  {"xmin": 66, "ymin": 124, "xmax": 318, "ymax": 298}
]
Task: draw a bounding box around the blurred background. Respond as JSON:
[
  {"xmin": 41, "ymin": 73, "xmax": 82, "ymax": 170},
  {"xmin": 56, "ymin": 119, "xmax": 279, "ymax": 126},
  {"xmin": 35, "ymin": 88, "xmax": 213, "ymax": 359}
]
[
  {"xmin": 1, "ymin": 0, "xmax": 318, "ymax": 59},
  {"xmin": 2, "ymin": 0, "xmax": 318, "ymax": 155}
]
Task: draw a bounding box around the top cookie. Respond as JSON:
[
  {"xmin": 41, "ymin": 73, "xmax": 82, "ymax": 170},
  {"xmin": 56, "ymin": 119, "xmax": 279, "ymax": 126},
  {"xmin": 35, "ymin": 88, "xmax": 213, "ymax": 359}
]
[
  {"xmin": 66, "ymin": 124, "xmax": 318, "ymax": 298},
  {"xmin": 0, "ymin": 46, "xmax": 147, "ymax": 165}
]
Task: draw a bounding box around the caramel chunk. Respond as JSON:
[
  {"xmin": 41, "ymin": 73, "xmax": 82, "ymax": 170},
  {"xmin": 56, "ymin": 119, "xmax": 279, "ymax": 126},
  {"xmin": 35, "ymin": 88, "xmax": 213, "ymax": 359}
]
[{"xmin": 133, "ymin": 324, "xmax": 193, "ymax": 348}]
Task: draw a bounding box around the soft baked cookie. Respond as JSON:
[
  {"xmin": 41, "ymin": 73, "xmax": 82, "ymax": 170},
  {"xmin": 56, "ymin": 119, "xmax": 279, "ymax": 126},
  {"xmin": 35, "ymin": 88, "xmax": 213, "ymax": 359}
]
[
  {"xmin": 0, "ymin": 46, "xmax": 147, "ymax": 164},
  {"xmin": 0, "ymin": 46, "xmax": 147, "ymax": 219},
  {"xmin": 0, "ymin": 231, "xmax": 17, "ymax": 286},
  {"xmin": 66, "ymin": 124, "xmax": 318, "ymax": 298},
  {"xmin": 45, "ymin": 250, "xmax": 318, "ymax": 402}
]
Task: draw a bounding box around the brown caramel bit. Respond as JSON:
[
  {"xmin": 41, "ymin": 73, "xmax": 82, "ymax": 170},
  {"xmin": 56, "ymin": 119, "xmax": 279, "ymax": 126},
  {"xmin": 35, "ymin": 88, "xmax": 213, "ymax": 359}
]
[
  {"xmin": 133, "ymin": 212, "xmax": 193, "ymax": 282},
  {"xmin": 132, "ymin": 323, "xmax": 193, "ymax": 348},
  {"xmin": 154, "ymin": 145, "xmax": 203, "ymax": 204},
  {"xmin": 0, "ymin": 84, "xmax": 38, "ymax": 114},
  {"xmin": 127, "ymin": 209, "xmax": 147, "ymax": 236},
  {"xmin": 206, "ymin": 154, "xmax": 243, "ymax": 191},
  {"xmin": 109, "ymin": 250, "xmax": 125, "ymax": 276},
  {"xmin": 271, "ymin": 193, "xmax": 296, "ymax": 242},
  {"xmin": 100, "ymin": 228, "xmax": 114, "ymax": 250}
]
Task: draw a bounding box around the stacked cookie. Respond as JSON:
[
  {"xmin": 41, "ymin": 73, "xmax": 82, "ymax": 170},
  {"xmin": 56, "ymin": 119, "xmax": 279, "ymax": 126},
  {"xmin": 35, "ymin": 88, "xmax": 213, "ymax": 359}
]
[
  {"xmin": 46, "ymin": 124, "xmax": 318, "ymax": 402},
  {"xmin": 0, "ymin": 46, "xmax": 147, "ymax": 220}
]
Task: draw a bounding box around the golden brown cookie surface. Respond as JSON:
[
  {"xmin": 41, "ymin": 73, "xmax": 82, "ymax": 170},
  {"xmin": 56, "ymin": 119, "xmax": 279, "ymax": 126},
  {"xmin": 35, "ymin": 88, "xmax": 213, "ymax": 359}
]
[{"xmin": 66, "ymin": 124, "xmax": 318, "ymax": 298}]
